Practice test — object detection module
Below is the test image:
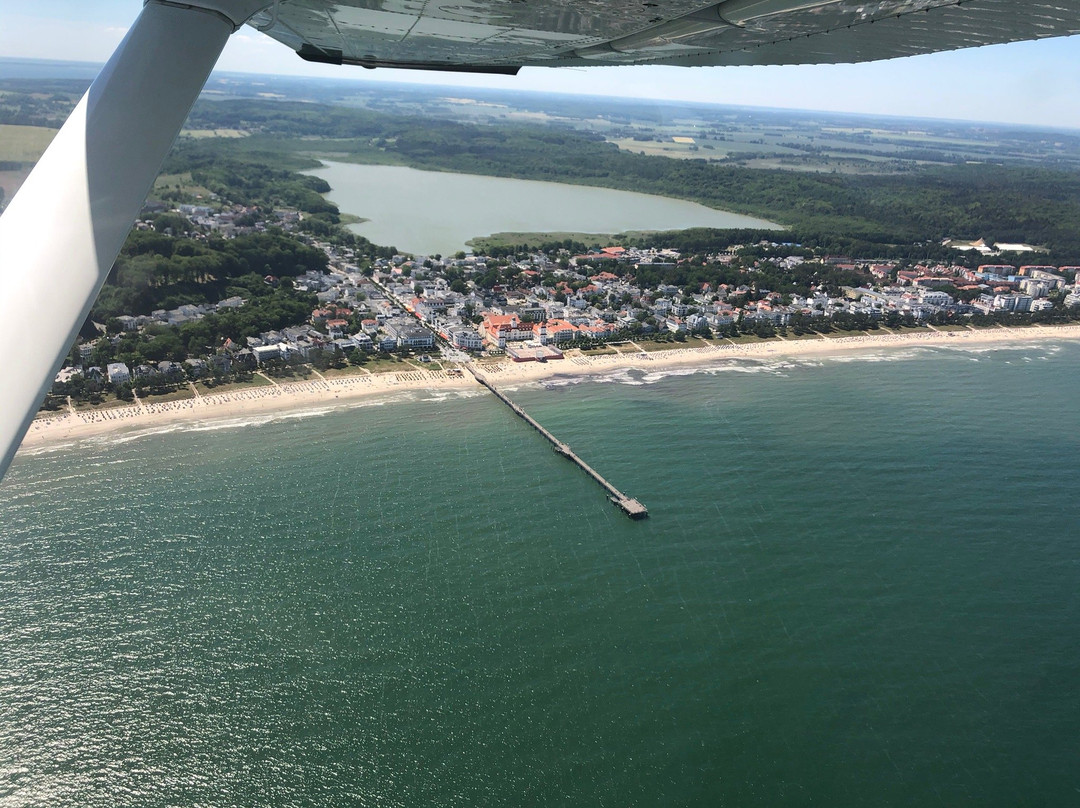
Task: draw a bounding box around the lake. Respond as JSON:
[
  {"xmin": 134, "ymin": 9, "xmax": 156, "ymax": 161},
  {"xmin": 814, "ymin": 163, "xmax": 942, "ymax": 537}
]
[{"xmin": 304, "ymin": 160, "xmax": 781, "ymax": 255}]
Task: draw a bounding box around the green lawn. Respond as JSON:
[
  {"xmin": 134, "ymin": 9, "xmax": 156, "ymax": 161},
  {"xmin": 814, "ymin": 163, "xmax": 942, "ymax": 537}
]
[
  {"xmin": 0, "ymin": 124, "xmax": 56, "ymax": 162},
  {"xmin": 139, "ymin": 388, "xmax": 197, "ymax": 404},
  {"xmin": 196, "ymin": 375, "xmax": 274, "ymax": 395},
  {"xmin": 320, "ymin": 365, "xmax": 373, "ymax": 379}
]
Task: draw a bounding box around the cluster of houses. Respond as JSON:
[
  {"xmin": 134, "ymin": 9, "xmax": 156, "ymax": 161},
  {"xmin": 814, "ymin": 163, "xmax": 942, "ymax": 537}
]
[
  {"xmin": 281, "ymin": 242, "xmax": 1080, "ymax": 364},
  {"xmin": 136, "ymin": 202, "xmax": 300, "ymax": 238},
  {"xmin": 62, "ymin": 214, "xmax": 1080, "ymax": 389},
  {"xmin": 110, "ymin": 296, "xmax": 247, "ymax": 332},
  {"xmin": 888, "ymin": 262, "xmax": 1079, "ymax": 315}
]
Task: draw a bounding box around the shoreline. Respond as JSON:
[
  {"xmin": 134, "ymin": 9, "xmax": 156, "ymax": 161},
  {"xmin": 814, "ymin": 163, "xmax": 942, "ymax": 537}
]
[{"xmin": 19, "ymin": 324, "xmax": 1080, "ymax": 452}]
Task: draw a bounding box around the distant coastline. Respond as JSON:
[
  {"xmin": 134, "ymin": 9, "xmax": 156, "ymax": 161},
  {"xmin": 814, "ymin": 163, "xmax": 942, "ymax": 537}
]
[{"xmin": 19, "ymin": 324, "xmax": 1080, "ymax": 454}]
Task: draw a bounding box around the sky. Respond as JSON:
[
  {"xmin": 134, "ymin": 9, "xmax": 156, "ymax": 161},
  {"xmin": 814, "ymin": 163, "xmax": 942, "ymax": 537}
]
[{"xmin": 4, "ymin": 0, "xmax": 1080, "ymax": 129}]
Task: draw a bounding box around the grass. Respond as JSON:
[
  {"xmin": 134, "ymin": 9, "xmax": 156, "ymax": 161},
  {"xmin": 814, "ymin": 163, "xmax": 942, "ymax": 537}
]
[
  {"xmin": 320, "ymin": 365, "xmax": 372, "ymax": 378},
  {"xmin": 71, "ymin": 396, "xmax": 138, "ymax": 412},
  {"xmin": 364, "ymin": 358, "xmax": 409, "ymax": 374},
  {"xmin": 817, "ymin": 329, "xmax": 868, "ymax": 339},
  {"xmin": 607, "ymin": 138, "xmax": 715, "ymax": 161},
  {"xmin": 890, "ymin": 325, "xmax": 936, "ymax": 334},
  {"xmin": 468, "ymin": 231, "xmax": 617, "ymax": 251},
  {"xmin": 726, "ymin": 334, "xmax": 783, "ymax": 344},
  {"xmin": 153, "ymin": 172, "xmax": 216, "ymax": 200},
  {"xmin": 181, "ymin": 128, "xmax": 250, "ymax": 139},
  {"xmin": 0, "ymin": 124, "xmax": 57, "ymax": 162},
  {"xmin": 633, "ymin": 339, "xmax": 695, "ymax": 352},
  {"xmin": 195, "ymin": 375, "xmax": 274, "ymax": 395},
  {"xmin": 781, "ymin": 331, "xmax": 831, "ymax": 341},
  {"xmin": 138, "ymin": 388, "xmax": 197, "ymax": 404}
]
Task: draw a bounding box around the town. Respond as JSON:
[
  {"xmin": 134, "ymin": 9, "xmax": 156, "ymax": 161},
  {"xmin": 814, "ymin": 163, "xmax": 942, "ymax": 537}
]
[{"xmin": 47, "ymin": 201, "xmax": 1080, "ymax": 409}]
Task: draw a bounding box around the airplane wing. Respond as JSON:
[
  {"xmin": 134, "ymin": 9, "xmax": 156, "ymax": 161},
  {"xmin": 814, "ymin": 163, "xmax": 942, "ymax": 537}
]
[
  {"xmin": 2, "ymin": 0, "xmax": 1080, "ymax": 481},
  {"xmin": 248, "ymin": 0, "xmax": 1080, "ymax": 72}
]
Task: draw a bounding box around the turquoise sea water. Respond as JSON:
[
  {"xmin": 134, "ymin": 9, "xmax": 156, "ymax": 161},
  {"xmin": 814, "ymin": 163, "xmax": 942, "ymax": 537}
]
[{"xmin": 2, "ymin": 342, "xmax": 1079, "ymax": 806}]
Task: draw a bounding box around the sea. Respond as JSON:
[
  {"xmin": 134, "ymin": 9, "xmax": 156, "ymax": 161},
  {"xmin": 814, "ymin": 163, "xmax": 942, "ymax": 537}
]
[{"xmin": 2, "ymin": 341, "xmax": 1079, "ymax": 806}]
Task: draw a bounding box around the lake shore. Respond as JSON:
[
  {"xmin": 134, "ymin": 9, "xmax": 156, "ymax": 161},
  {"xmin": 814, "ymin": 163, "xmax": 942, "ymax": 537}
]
[
  {"xmin": 18, "ymin": 324, "xmax": 1080, "ymax": 453},
  {"xmin": 305, "ymin": 160, "xmax": 780, "ymax": 255}
]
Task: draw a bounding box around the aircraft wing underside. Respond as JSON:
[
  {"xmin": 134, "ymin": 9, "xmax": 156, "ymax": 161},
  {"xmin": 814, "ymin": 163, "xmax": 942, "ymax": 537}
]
[{"xmin": 248, "ymin": 0, "xmax": 1080, "ymax": 72}]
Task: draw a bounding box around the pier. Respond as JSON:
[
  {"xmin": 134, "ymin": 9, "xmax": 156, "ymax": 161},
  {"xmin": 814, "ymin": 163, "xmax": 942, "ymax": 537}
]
[{"xmin": 466, "ymin": 365, "xmax": 648, "ymax": 519}]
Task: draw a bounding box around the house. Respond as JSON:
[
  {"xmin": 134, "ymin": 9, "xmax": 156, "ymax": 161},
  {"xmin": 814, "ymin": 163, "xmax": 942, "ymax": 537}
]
[
  {"xmin": 52, "ymin": 367, "xmax": 82, "ymax": 391},
  {"xmin": 252, "ymin": 344, "xmax": 281, "ymax": 364},
  {"xmin": 448, "ymin": 326, "xmax": 484, "ymax": 351},
  {"xmin": 157, "ymin": 360, "xmax": 184, "ymax": 378},
  {"xmin": 106, "ymin": 362, "xmax": 130, "ymax": 385},
  {"xmin": 184, "ymin": 358, "xmax": 208, "ymax": 378},
  {"xmin": 233, "ymin": 349, "xmax": 256, "ymax": 369},
  {"xmin": 326, "ymin": 319, "xmax": 349, "ymax": 338},
  {"xmin": 350, "ymin": 332, "xmax": 374, "ymax": 351}
]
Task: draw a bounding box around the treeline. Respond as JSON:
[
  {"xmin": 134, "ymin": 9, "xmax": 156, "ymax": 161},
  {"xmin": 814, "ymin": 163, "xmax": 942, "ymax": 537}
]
[
  {"xmin": 187, "ymin": 98, "xmax": 1080, "ymax": 258},
  {"xmin": 159, "ymin": 147, "xmax": 337, "ymax": 217},
  {"xmin": 0, "ymin": 79, "xmax": 86, "ymax": 127},
  {"xmin": 94, "ymin": 228, "xmax": 328, "ymax": 320},
  {"xmin": 90, "ymin": 284, "xmax": 316, "ymax": 366},
  {"xmin": 157, "ymin": 146, "xmax": 400, "ymax": 256}
]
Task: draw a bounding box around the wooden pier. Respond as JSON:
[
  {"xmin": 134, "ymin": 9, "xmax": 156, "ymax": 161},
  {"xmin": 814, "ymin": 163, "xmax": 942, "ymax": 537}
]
[{"xmin": 466, "ymin": 366, "xmax": 648, "ymax": 519}]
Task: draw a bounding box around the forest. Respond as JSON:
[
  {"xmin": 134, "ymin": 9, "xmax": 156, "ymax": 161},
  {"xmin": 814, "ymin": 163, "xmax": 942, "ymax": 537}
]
[
  {"xmin": 177, "ymin": 97, "xmax": 1080, "ymax": 260},
  {"xmin": 8, "ymin": 80, "xmax": 1080, "ymax": 261},
  {"xmin": 93, "ymin": 226, "xmax": 328, "ymax": 322}
]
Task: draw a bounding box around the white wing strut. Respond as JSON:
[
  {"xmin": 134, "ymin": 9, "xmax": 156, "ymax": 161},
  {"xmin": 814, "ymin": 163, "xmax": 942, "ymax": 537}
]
[{"xmin": 0, "ymin": 2, "xmax": 236, "ymax": 480}]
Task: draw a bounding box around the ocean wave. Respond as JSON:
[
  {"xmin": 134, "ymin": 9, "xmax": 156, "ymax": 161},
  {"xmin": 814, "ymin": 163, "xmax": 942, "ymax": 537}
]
[
  {"xmin": 16, "ymin": 441, "xmax": 80, "ymax": 457},
  {"xmin": 418, "ymin": 388, "xmax": 487, "ymax": 403},
  {"xmin": 938, "ymin": 340, "xmax": 1067, "ymax": 357}
]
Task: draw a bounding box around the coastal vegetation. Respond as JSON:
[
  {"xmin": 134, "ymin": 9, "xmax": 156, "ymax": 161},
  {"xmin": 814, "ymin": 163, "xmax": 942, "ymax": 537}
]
[
  {"xmin": 96, "ymin": 227, "xmax": 328, "ymax": 320},
  {"xmin": 8, "ymin": 78, "xmax": 1080, "ymax": 260},
  {"xmin": 9, "ymin": 75, "xmax": 1080, "ymax": 418},
  {"xmin": 172, "ymin": 98, "xmax": 1080, "ymax": 260}
]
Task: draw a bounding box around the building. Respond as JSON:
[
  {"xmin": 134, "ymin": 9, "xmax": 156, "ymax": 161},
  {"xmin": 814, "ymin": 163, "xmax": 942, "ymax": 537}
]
[
  {"xmin": 481, "ymin": 313, "xmax": 534, "ymax": 348},
  {"xmin": 106, "ymin": 362, "xmax": 130, "ymax": 385},
  {"xmin": 448, "ymin": 326, "xmax": 484, "ymax": 351},
  {"xmin": 384, "ymin": 318, "xmax": 435, "ymax": 349},
  {"xmin": 918, "ymin": 289, "xmax": 953, "ymax": 306},
  {"xmin": 252, "ymin": 344, "xmax": 281, "ymax": 364}
]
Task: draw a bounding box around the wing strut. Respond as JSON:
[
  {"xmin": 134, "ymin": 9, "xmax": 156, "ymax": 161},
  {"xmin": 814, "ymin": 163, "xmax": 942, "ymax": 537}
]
[{"xmin": 0, "ymin": 2, "xmax": 236, "ymax": 479}]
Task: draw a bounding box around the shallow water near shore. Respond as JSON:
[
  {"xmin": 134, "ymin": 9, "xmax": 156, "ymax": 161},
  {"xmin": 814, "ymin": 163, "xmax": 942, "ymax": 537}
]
[{"xmin": 2, "ymin": 342, "xmax": 1079, "ymax": 806}]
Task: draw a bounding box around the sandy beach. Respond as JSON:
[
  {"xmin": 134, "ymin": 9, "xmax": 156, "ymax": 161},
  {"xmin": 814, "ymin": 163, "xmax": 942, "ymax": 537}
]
[{"xmin": 19, "ymin": 324, "xmax": 1080, "ymax": 452}]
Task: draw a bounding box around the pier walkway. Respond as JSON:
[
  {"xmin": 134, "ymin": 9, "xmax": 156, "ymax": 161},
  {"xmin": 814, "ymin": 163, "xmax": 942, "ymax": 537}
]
[{"xmin": 466, "ymin": 365, "xmax": 647, "ymax": 519}]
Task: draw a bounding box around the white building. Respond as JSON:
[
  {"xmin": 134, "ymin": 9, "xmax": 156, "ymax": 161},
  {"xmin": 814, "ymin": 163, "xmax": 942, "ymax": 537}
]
[
  {"xmin": 106, "ymin": 362, "xmax": 130, "ymax": 385},
  {"xmin": 918, "ymin": 289, "xmax": 953, "ymax": 306}
]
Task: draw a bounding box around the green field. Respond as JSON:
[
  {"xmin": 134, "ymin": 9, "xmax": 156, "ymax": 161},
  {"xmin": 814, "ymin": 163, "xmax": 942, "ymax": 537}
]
[
  {"xmin": 152, "ymin": 172, "xmax": 216, "ymax": 200},
  {"xmin": 0, "ymin": 124, "xmax": 56, "ymax": 162},
  {"xmin": 180, "ymin": 128, "xmax": 250, "ymax": 139}
]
